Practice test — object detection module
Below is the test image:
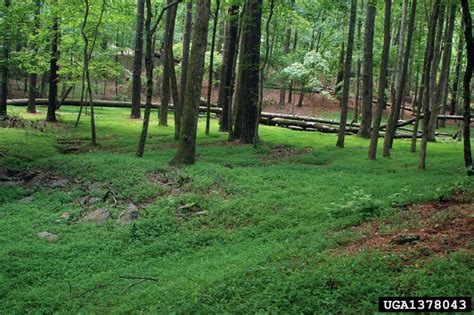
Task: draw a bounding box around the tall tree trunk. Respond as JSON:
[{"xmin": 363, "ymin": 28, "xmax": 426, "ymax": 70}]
[
  {"xmin": 218, "ymin": 5, "xmax": 239, "ymax": 132},
  {"xmin": 336, "ymin": 0, "xmax": 357, "ymax": 148},
  {"xmin": 279, "ymin": 0, "xmax": 293, "ymax": 106},
  {"xmin": 205, "ymin": 0, "xmax": 220, "ymax": 135},
  {"xmin": 137, "ymin": 0, "xmax": 155, "ymax": 157},
  {"xmin": 358, "ymin": 0, "xmax": 376, "ymax": 138},
  {"xmin": 0, "ymin": 0, "xmax": 11, "ymax": 118},
  {"xmin": 428, "ymin": 3, "xmax": 456, "ymax": 137},
  {"xmin": 460, "ymin": 0, "xmax": 473, "ymax": 176},
  {"xmin": 450, "ymin": 25, "xmax": 463, "ymax": 116},
  {"xmin": 425, "ymin": 1, "xmax": 445, "ymax": 140},
  {"xmin": 335, "ymin": 42, "xmax": 345, "ymax": 98},
  {"xmin": 288, "ymin": 31, "xmax": 298, "ymax": 104},
  {"xmin": 177, "ymin": 1, "xmax": 192, "ymax": 136},
  {"xmin": 254, "ymin": 0, "xmax": 275, "ymax": 147},
  {"xmin": 169, "ymin": 13, "xmax": 181, "ymax": 140},
  {"xmin": 137, "ymin": 0, "xmax": 181, "ymax": 155},
  {"xmin": 46, "ymin": 7, "xmax": 59, "ymax": 122},
  {"xmin": 368, "ymin": 0, "xmax": 391, "ymax": 160},
  {"xmin": 171, "ymin": 0, "xmax": 210, "ymax": 165},
  {"xmin": 383, "ymin": 0, "xmax": 416, "ymax": 156},
  {"xmin": 419, "ymin": 0, "xmax": 441, "ymax": 170},
  {"xmin": 233, "ymin": 0, "xmax": 263, "ymax": 144},
  {"xmin": 27, "ymin": 0, "xmax": 41, "ymax": 114},
  {"xmin": 130, "ymin": 0, "xmax": 145, "ymax": 118},
  {"xmin": 354, "ymin": 0, "xmax": 364, "ymax": 123},
  {"xmin": 159, "ymin": 0, "xmax": 178, "ymax": 126}
]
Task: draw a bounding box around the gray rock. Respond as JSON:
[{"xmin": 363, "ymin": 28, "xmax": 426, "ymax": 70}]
[
  {"xmin": 49, "ymin": 178, "xmax": 69, "ymax": 188},
  {"xmin": 37, "ymin": 231, "xmax": 58, "ymax": 242},
  {"xmin": 19, "ymin": 195, "xmax": 35, "ymax": 203},
  {"xmin": 59, "ymin": 212, "xmax": 71, "ymax": 220},
  {"xmin": 117, "ymin": 204, "xmax": 140, "ymax": 223},
  {"xmin": 82, "ymin": 208, "xmax": 111, "ymax": 223}
]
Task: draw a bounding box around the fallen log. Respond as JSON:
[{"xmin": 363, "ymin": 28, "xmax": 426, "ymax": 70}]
[{"xmin": 7, "ymin": 98, "xmax": 473, "ymax": 125}]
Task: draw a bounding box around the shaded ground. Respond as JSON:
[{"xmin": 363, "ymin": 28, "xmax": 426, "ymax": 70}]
[
  {"xmin": 0, "ymin": 106, "xmax": 472, "ymax": 314},
  {"xmin": 344, "ymin": 191, "xmax": 473, "ymax": 263}
]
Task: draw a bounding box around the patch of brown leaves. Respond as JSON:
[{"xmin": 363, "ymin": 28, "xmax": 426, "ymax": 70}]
[
  {"xmin": 262, "ymin": 145, "xmax": 312, "ymax": 163},
  {"xmin": 343, "ymin": 192, "xmax": 473, "ymax": 261}
]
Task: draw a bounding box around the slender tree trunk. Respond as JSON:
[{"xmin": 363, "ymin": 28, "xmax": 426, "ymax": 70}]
[
  {"xmin": 218, "ymin": 5, "xmax": 239, "ymax": 132},
  {"xmin": 335, "ymin": 42, "xmax": 345, "ymax": 98},
  {"xmin": 159, "ymin": 0, "xmax": 177, "ymax": 126},
  {"xmin": 178, "ymin": 1, "xmax": 192, "ymax": 136},
  {"xmin": 46, "ymin": 7, "xmax": 59, "ymax": 122},
  {"xmin": 428, "ymin": 3, "xmax": 456, "ymax": 137},
  {"xmin": 205, "ymin": 0, "xmax": 220, "ymax": 135},
  {"xmin": 0, "ymin": 0, "xmax": 11, "ymax": 118},
  {"xmin": 233, "ymin": 0, "xmax": 263, "ymax": 144},
  {"xmin": 383, "ymin": 0, "xmax": 416, "ymax": 156},
  {"xmin": 254, "ymin": 0, "xmax": 275, "ymax": 147},
  {"xmin": 358, "ymin": 0, "xmax": 376, "ymax": 138},
  {"xmin": 131, "ymin": 0, "xmax": 145, "ymax": 118},
  {"xmin": 137, "ymin": 0, "xmax": 181, "ymax": 154},
  {"xmin": 419, "ymin": 0, "xmax": 441, "ymax": 170},
  {"xmin": 137, "ymin": 0, "xmax": 154, "ymax": 157},
  {"xmin": 279, "ymin": 14, "xmax": 292, "ymax": 106},
  {"xmin": 368, "ymin": 0, "xmax": 391, "ymax": 160},
  {"xmin": 288, "ymin": 31, "xmax": 298, "ymax": 104},
  {"xmin": 27, "ymin": 0, "xmax": 41, "ymax": 114},
  {"xmin": 336, "ymin": 0, "xmax": 357, "ymax": 148},
  {"xmin": 354, "ymin": 0, "xmax": 364, "ymax": 123},
  {"xmin": 171, "ymin": 0, "xmax": 210, "ymax": 165},
  {"xmin": 460, "ymin": 0, "xmax": 473, "ymax": 176},
  {"xmin": 450, "ymin": 25, "xmax": 463, "ymax": 116}
]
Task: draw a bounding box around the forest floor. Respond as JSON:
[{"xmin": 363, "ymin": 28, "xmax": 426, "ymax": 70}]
[{"xmin": 0, "ymin": 106, "xmax": 472, "ymax": 313}]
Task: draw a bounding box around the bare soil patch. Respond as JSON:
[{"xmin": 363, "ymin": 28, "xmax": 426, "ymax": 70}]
[
  {"xmin": 262, "ymin": 145, "xmax": 312, "ymax": 163},
  {"xmin": 343, "ymin": 192, "xmax": 473, "ymax": 262}
]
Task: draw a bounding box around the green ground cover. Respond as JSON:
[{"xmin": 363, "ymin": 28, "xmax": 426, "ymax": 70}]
[{"xmin": 0, "ymin": 106, "xmax": 472, "ymax": 313}]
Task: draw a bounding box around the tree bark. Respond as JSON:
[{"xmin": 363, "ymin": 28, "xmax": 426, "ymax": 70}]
[
  {"xmin": 419, "ymin": 0, "xmax": 441, "ymax": 170},
  {"xmin": 336, "ymin": 0, "xmax": 357, "ymax": 148},
  {"xmin": 368, "ymin": 0, "xmax": 391, "ymax": 160},
  {"xmin": 171, "ymin": 0, "xmax": 210, "ymax": 165},
  {"xmin": 0, "ymin": 0, "xmax": 11, "ymax": 118},
  {"xmin": 177, "ymin": 1, "xmax": 192, "ymax": 136},
  {"xmin": 354, "ymin": 0, "xmax": 364, "ymax": 123},
  {"xmin": 46, "ymin": 6, "xmax": 59, "ymax": 122},
  {"xmin": 137, "ymin": 0, "xmax": 155, "ymax": 157},
  {"xmin": 383, "ymin": 0, "xmax": 416, "ymax": 156},
  {"xmin": 233, "ymin": 0, "xmax": 263, "ymax": 144},
  {"xmin": 428, "ymin": 3, "xmax": 456, "ymax": 137},
  {"xmin": 131, "ymin": 0, "xmax": 145, "ymax": 118},
  {"xmin": 279, "ymin": 10, "xmax": 292, "ymax": 107},
  {"xmin": 450, "ymin": 23, "xmax": 463, "ymax": 116},
  {"xmin": 460, "ymin": 0, "xmax": 473, "ymax": 176},
  {"xmin": 358, "ymin": 0, "xmax": 376, "ymax": 138},
  {"xmin": 205, "ymin": 0, "xmax": 220, "ymax": 135},
  {"xmin": 27, "ymin": 0, "xmax": 41, "ymax": 114},
  {"xmin": 335, "ymin": 42, "xmax": 345, "ymax": 98},
  {"xmin": 218, "ymin": 5, "xmax": 239, "ymax": 132},
  {"xmin": 159, "ymin": 0, "xmax": 177, "ymax": 126}
]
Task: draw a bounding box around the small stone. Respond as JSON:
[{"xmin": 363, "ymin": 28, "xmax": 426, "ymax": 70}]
[
  {"xmin": 37, "ymin": 231, "xmax": 58, "ymax": 242},
  {"xmin": 82, "ymin": 208, "xmax": 111, "ymax": 223},
  {"xmin": 59, "ymin": 212, "xmax": 70, "ymax": 220},
  {"xmin": 19, "ymin": 195, "xmax": 35, "ymax": 203},
  {"xmin": 117, "ymin": 204, "xmax": 140, "ymax": 224},
  {"xmin": 49, "ymin": 178, "xmax": 69, "ymax": 188}
]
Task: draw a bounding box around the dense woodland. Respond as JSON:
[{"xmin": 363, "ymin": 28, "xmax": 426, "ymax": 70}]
[
  {"xmin": 0, "ymin": 0, "xmax": 473, "ymax": 312},
  {"xmin": 1, "ymin": 0, "xmax": 473, "ymax": 170}
]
